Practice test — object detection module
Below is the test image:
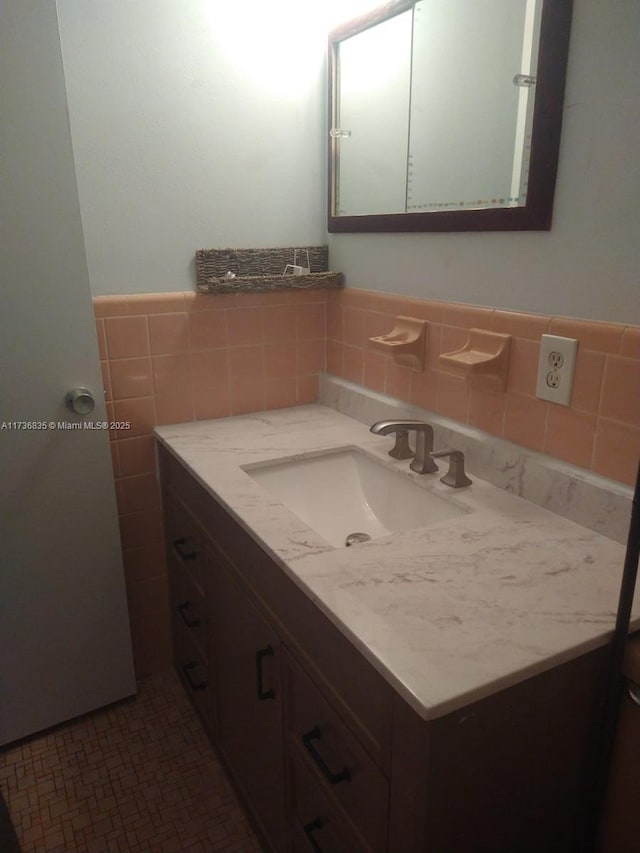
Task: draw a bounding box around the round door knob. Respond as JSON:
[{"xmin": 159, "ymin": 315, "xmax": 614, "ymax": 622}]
[{"xmin": 65, "ymin": 387, "xmax": 95, "ymax": 416}]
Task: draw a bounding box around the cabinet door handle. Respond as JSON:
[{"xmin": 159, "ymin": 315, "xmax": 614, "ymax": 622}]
[
  {"xmin": 303, "ymin": 817, "xmax": 324, "ymax": 852},
  {"xmin": 302, "ymin": 726, "xmax": 351, "ymax": 785},
  {"xmin": 177, "ymin": 600, "xmax": 201, "ymax": 628},
  {"xmin": 173, "ymin": 537, "xmax": 196, "ymax": 561},
  {"xmin": 256, "ymin": 645, "xmax": 276, "ymax": 701},
  {"xmin": 182, "ymin": 661, "xmax": 206, "ymax": 690}
]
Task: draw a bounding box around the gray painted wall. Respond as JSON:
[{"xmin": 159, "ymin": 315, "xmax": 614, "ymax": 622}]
[
  {"xmin": 56, "ymin": 0, "xmax": 638, "ymax": 323},
  {"xmin": 56, "ymin": 0, "xmax": 332, "ymax": 295}
]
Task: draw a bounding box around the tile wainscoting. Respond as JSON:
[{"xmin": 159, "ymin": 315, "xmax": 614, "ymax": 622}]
[
  {"xmin": 326, "ymin": 289, "xmax": 640, "ymax": 487},
  {"xmin": 94, "ymin": 289, "xmax": 327, "ymax": 677},
  {"xmin": 93, "ymin": 288, "xmax": 639, "ymax": 677}
]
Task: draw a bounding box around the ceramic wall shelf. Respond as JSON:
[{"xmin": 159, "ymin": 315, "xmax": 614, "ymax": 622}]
[
  {"xmin": 439, "ymin": 328, "xmax": 511, "ymax": 391},
  {"xmin": 369, "ymin": 316, "xmax": 427, "ymax": 370}
]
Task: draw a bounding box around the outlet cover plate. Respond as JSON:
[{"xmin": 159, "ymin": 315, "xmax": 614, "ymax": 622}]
[{"xmin": 536, "ymin": 334, "xmax": 578, "ymax": 405}]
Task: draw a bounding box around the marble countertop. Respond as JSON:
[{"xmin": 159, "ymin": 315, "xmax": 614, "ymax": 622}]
[{"xmin": 155, "ymin": 405, "xmax": 639, "ymax": 721}]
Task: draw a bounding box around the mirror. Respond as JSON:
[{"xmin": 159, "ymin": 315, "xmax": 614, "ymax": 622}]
[{"xmin": 328, "ymin": 0, "xmax": 572, "ymax": 232}]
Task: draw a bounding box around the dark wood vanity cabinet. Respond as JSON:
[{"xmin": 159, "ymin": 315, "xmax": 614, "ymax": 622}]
[{"xmin": 158, "ymin": 442, "xmax": 611, "ymax": 853}]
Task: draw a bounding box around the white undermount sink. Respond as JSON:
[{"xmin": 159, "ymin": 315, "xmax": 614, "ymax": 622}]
[{"xmin": 244, "ymin": 447, "xmax": 467, "ymax": 548}]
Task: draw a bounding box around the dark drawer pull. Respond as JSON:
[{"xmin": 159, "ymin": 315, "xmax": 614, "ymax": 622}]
[
  {"xmin": 302, "ymin": 726, "xmax": 351, "ymax": 785},
  {"xmin": 303, "ymin": 817, "xmax": 324, "ymax": 852},
  {"xmin": 256, "ymin": 645, "xmax": 276, "ymax": 701},
  {"xmin": 182, "ymin": 661, "xmax": 206, "ymax": 691},
  {"xmin": 177, "ymin": 600, "xmax": 201, "ymax": 628},
  {"xmin": 173, "ymin": 537, "xmax": 196, "ymax": 561}
]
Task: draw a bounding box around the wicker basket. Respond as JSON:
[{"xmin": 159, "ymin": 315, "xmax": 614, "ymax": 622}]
[
  {"xmin": 195, "ymin": 245, "xmax": 343, "ymax": 294},
  {"xmin": 196, "ymin": 245, "xmax": 327, "ymax": 280}
]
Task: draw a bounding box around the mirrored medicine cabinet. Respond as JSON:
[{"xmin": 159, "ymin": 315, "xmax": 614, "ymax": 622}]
[{"xmin": 328, "ymin": 0, "xmax": 572, "ymax": 232}]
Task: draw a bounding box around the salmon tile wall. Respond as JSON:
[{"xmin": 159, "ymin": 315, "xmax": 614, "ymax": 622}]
[
  {"xmin": 326, "ymin": 289, "xmax": 640, "ymax": 488},
  {"xmin": 93, "ymin": 289, "xmax": 327, "ymax": 678}
]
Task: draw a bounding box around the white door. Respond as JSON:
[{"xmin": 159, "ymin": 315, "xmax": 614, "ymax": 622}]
[{"xmin": 0, "ymin": 0, "xmax": 136, "ymax": 745}]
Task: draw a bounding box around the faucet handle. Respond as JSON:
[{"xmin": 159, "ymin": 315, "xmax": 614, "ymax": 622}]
[
  {"xmin": 429, "ymin": 449, "xmax": 472, "ymax": 488},
  {"xmin": 387, "ymin": 430, "xmax": 414, "ymax": 460}
]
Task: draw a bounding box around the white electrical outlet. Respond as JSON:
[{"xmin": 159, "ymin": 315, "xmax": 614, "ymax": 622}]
[{"xmin": 535, "ymin": 334, "xmax": 578, "ymax": 406}]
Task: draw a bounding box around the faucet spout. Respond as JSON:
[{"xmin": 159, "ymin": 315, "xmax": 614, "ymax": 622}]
[
  {"xmin": 370, "ymin": 420, "xmax": 438, "ymax": 474},
  {"xmin": 370, "ymin": 419, "xmax": 413, "ymax": 435}
]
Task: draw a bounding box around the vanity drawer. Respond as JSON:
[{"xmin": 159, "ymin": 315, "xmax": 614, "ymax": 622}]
[
  {"xmin": 168, "ymin": 556, "xmax": 209, "ymax": 664},
  {"xmin": 284, "ymin": 651, "xmax": 389, "ymax": 853},
  {"xmin": 159, "ymin": 444, "xmax": 210, "ymax": 522},
  {"xmin": 165, "ymin": 493, "xmax": 207, "ymax": 596},
  {"xmin": 289, "ymin": 749, "xmax": 368, "ymax": 853},
  {"xmin": 174, "ymin": 614, "xmax": 214, "ymax": 737}
]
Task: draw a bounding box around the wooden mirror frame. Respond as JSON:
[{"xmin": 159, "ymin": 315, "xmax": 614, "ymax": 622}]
[{"xmin": 328, "ymin": 0, "xmax": 573, "ymax": 233}]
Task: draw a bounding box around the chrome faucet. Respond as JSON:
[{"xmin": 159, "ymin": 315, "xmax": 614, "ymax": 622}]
[{"xmin": 370, "ymin": 420, "xmax": 438, "ymax": 474}]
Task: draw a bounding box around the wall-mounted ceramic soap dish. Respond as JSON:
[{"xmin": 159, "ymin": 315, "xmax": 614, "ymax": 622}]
[
  {"xmin": 439, "ymin": 328, "xmax": 511, "ymax": 391},
  {"xmin": 369, "ymin": 316, "xmax": 427, "ymax": 370}
]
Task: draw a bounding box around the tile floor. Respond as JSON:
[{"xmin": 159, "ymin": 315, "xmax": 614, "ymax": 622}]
[{"xmin": 0, "ymin": 670, "xmax": 263, "ymax": 853}]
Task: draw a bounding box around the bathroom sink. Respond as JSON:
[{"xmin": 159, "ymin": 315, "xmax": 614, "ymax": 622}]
[{"xmin": 243, "ymin": 448, "xmax": 466, "ymax": 547}]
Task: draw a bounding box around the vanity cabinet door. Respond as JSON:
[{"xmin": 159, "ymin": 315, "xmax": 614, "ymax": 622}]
[{"xmin": 208, "ymin": 543, "xmax": 287, "ymax": 852}]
